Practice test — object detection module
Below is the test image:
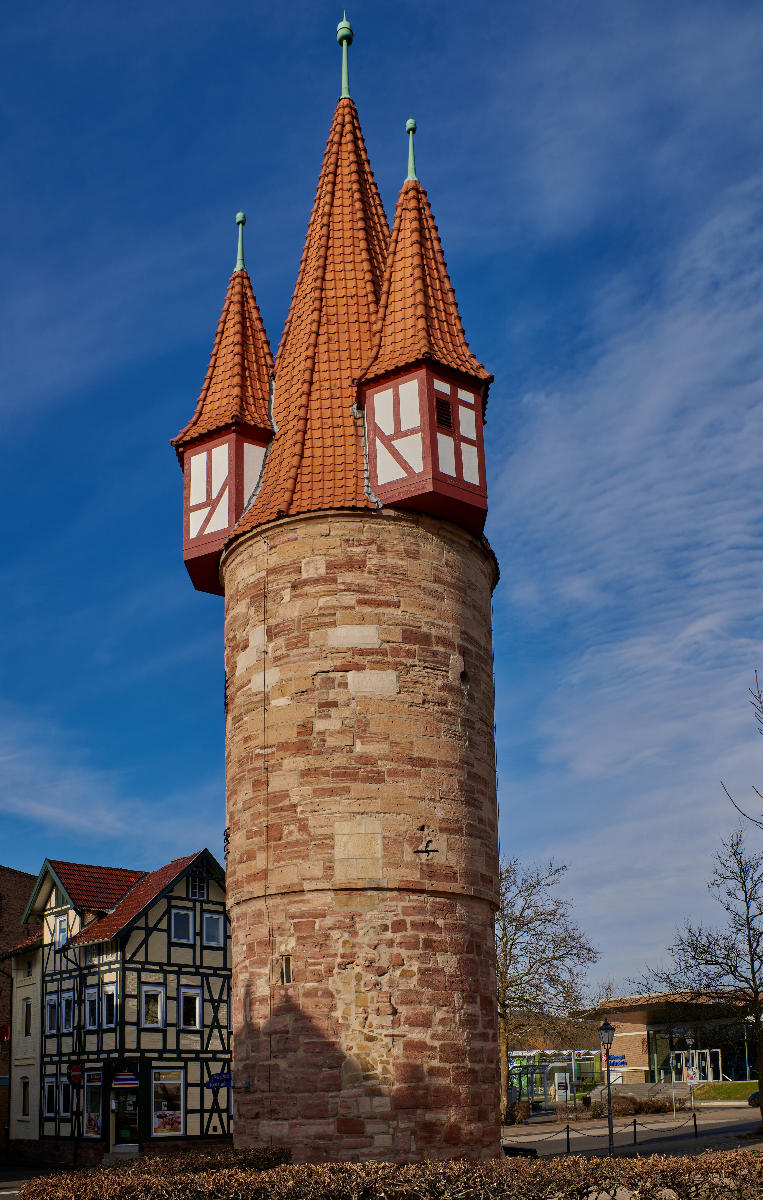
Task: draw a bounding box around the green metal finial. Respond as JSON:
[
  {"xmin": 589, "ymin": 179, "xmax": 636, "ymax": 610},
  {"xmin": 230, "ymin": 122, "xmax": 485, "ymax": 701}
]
[
  {"xmin": 337, "ymin": 12, "xmax": 353, "ymax": 99},
  {"xmin": 235, "ymin": 211, "xmax": 246, "ymax": 271},
  {"xmin": 406, "ymin": 118, "xmax": 418, "ymax": 182}
]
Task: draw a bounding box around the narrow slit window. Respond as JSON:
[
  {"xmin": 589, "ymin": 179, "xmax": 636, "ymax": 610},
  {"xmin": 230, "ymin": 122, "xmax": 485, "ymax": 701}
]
[
  {"xmin": 435, "ymin": 396, "xmax": 453, "ymax": 429},
  {"xmin": 280, "ymin": 955, "xmax": 292, "ymax": 985}
]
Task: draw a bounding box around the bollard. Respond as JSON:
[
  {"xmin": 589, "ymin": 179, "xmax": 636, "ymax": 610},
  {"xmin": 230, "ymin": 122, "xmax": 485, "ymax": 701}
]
[
  {"xmin": 693, "ymin": 1112, "xmax": 698, "ymax": 1138},
  {"xmin": 633, "ymin": 1117, "xmax": 637, "ymax": 1145},
  {"xmin": 566, "ymin": 1123, "xmax": 571, "ymax": 1155}
]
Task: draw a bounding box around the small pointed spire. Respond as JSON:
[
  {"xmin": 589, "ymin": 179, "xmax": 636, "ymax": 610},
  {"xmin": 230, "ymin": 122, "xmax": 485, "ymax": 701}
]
[
  {"xmin": 235, "ymin": 211, "xmax": 246, "ymax": 271},
  {"xmin": 406, "ymin": 117, "xmax": 418, "ymax": 182},
  {"xmin": 337, "ymin": 12, "xmax": 353, "ymax": 99}
]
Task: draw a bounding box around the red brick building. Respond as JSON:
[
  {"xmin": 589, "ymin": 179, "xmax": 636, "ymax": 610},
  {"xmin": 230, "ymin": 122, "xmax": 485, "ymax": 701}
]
[
  {"xmin": 172, "ymin": 20, "xmax": 500, "ymax": 1162},
  {"xmin": 0, "ymin": 864, "xmax": 36, "ymax": 1145}
]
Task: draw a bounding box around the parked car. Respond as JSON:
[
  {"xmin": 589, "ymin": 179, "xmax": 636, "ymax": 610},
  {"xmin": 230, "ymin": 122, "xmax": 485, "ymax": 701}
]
[{"xmin": 747, "ymin": 1091, "xmax": 759, "ymax": 1107}]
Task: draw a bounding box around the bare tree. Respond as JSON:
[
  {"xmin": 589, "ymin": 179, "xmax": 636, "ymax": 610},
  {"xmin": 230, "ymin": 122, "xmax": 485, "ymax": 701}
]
[
  {"xmin": 495, "ymin": 857, "xmax": 599, "ymax": 1121},
  {"xmin": 644, "ymin": 828, "xmax": 762, "ymax": 1127},
  {"xmin": 721, "ymin": 673, "xmax": 763, "ymax": 831}
]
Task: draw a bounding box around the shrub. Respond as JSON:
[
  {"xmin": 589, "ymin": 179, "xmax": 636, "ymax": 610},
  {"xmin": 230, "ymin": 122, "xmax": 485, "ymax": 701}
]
[
  {"xmin": 18, "ymin": 1148, "xmax": 762, "ymax": 1200},
  {"xmin": 505, "ymin": 1099, "xmax": 532, "ymax": 1125},
  {"xmin": 610, "ymin": 1093, "xmax": 637, "ymax": 1115}
]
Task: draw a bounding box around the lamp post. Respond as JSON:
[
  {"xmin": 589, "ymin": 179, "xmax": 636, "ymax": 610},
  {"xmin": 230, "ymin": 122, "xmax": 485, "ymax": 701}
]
[
  {"xmin": 598, "ymin": 1018, "xmax": 616, "ymax": 1157},
  {"xmin": 686, "ymin": 1033, "xmax": 695, "ymax": 1111}
]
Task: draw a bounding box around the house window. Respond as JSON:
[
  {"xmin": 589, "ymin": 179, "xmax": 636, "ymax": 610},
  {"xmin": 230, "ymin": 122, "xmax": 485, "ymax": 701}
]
[
  {"xmin": 25, "ymin": 958, "xmax": 33, "ymax": 977},
  {"xmin": 189, "ymin": 871, "xmax": 207, "ymax": 900},
  {"xmin": 83, "ymin": 943, "xmax": 98, "ymax": 965},
  {"xmin": 44, "ymin": 1076, "xmax": 57, "ymax": 1117},
  {"xmin": 141, "ymin": 984, "xmax": 165, "ymax": 1028},
  {"xmin": 20, "ymin": 1077, "xmax": 30, "ymax": 1117},
  {"xmin": 179, "ymin": 986, "xmax": 202, "ymax": 1030},
  {"xmin": 102, "ymin": 984, "xmax": 116, "ymax": 1028},
  {"xmin": 84, "ymin": 1071, "xmax": 102, "ymax": 1137},
  {"xmin": 45, "ymin": 993, "xmax": 58, "ymax": 1034},
  {"xmin": 152, "ymin": 1068, "xmax": 183, "ymax": 1136},
  {"xmin": 23, "ymin": 998, "xmax": 32, "ymax": 1037},
  {"xmin": 85, "ymin": 986, "xmax": 99, "ymax": 1030},
  {"xmin": 202, "ymin": 912, "xmax": 224, "ymax": 947},
  {"xmin": 61, "ymin": 990, "xmax": 74, "ymax": 1032},
  {"xmin": 171, "ymin": 908, "xmax": 193, "ymax": 944},
  {"xmin": 55, "ymin": 915, "xmax": 68, "ymax": 949},
  {"xmin": 60, "ymin": 1078, "xmax": 72, "ymax": 1117}
]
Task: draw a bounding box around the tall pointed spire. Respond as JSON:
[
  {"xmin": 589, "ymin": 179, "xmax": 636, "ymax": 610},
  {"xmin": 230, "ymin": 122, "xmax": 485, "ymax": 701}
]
[
  {"xmin": 232, "ymin": 26, "xmax": 389, "ymax": 535},
  {"xmin": 172, "ymin": 213, "xmax": 273, "ymax": 457},
  {"xmin": 359, "ymin": 120, "xmax": 490, "ymax": 392}
]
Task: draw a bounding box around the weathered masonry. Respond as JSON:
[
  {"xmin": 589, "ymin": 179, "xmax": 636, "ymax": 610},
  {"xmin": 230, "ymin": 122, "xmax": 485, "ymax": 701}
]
[{"xmin": 172, "ymin": 19, "xmax": 500, "ymax": 1162}]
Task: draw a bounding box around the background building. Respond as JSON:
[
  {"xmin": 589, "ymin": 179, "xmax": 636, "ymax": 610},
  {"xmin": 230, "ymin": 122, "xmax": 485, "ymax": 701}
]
[{"xmin": 0, "ymin": 864, "xmax": 36, "ymax": 1149}]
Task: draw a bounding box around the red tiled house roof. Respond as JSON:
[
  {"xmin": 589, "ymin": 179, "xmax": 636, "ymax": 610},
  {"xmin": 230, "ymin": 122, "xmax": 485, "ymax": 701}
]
[
  {"xmin": 359, "ymin": 178, "xmax": 491, "ymax": 393},
  {"xmin": 47, "ymin": 861, "xmax": 145, "ymax": 912},
  {"xmin": 172, "ymin": 266, "xmax": 273, "ymax": 458},
  {"xmin": 231, "ymin": 97, "xmax": 389, "ymax": 536},
  {"xmin": 74, "ymin": 853, "xmax": 201, "ymax": 945},
  {"xmin": 0, "ymin": 930, "xmax": 43, "ymax": 961}
]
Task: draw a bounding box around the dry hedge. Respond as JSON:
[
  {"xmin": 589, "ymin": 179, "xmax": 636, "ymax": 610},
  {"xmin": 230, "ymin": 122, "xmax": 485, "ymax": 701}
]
[{"xmin": 18, "ymin": 1148, "xmax": 762, "ymax": 1200}]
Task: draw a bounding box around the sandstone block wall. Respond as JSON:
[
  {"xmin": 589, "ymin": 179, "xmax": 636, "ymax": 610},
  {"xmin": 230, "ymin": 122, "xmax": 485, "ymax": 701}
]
[{"xmin": 222, "ymin": 510, "xmax": 500, "ymax": 1160}]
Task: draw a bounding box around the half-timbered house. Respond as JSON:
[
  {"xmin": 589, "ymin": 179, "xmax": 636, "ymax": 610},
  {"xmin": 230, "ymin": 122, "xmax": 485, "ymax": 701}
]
[{"xmin": 3, "ymin": 849, "xmax": 231, "ymax": 1163}]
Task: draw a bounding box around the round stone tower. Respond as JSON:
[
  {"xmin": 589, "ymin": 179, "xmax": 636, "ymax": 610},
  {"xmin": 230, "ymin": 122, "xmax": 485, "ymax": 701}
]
[{"xmin": 174, "ymin": 21, "xmax": 500, "ymax": 1162}]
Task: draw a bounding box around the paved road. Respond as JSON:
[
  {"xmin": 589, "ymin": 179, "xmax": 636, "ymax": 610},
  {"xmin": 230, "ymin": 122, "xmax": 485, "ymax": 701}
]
[{"xmin": 502, "ymin": 1103, "xmax": 762, "ymax": 1158}]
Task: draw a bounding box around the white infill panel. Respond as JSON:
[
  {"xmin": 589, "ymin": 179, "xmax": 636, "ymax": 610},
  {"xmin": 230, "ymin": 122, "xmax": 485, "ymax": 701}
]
[
  {"xmin": 243, "ymin": 442, "xmax": 266, "ymax": 500},
  {"xmin": 461, "ymin": 444, "xmax": 480, "ymax": 484},
  {"xmin": 457, "ymin": 388, "xmax": 475, "ymax": 403},
  {"xmin": 189, "ymin": 507, "xmax": 209, "ymax": 538},
  {"xmin": 433, "ymin": 379, "xmax": 451, "ymax": 394},
  {"xmin": 373, "ymin": 390, "xmax": 394, "ymax": 435},
  {"xmin": 211, "ymin": 443, "xmax": 229, "ymax": 495},
  {"xmin": 398, "ymin": 379, "xmax": 420, "ymax": 430},
  {"xmin": 394, "ymin": 433, "xmax": 423, "ymax": 473},
  {"xmin": 205, "ymin": 487, "xmax": 229, "ymax": 533},
  {"xmin": 459, "ymin": 405, "xmax": 477, "ymax": 439},
  {"xmin": 375, "ymin": 441, "xmax": 406, "ymax": 484},
  {"xmin": 437, "ymin": 433, "xmax": 456, "ymax": 476},
  {"xmin": 189, "ymin": 453, "xmax": 207, "ymax": 505}
]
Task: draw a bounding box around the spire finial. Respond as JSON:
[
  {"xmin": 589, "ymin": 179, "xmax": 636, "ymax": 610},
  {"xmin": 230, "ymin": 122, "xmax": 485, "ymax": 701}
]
[
  {"xmin": 337, "ymin": 12, "xmax": 353, "ymax": 99},
  {"xmin": 406, "ymin": 118, "xmax": 418, "ymax": 182},
  {"xmin": 235, "ymin": 211, "xmax": 246, "ymax": 271}
]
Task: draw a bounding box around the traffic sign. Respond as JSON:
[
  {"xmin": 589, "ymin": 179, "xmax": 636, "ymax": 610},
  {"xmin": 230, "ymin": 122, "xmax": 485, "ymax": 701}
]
[
  {"xmin": 67, "ymin": 1062, "xmax": 83, "ymax": 1086},
  {"xmin": 686, "ymin": 1068, "xmax": 699, "ymax": 1086}
]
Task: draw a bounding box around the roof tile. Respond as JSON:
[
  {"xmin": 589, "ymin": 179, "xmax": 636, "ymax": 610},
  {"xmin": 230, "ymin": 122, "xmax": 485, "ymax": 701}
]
[
  {"xmin": 48, "ymin": 861, "xmax": 145, "ymax": 912},
  {"xmin": 73, "ymin": 853, "xmax": 201, "ymax": 945}
]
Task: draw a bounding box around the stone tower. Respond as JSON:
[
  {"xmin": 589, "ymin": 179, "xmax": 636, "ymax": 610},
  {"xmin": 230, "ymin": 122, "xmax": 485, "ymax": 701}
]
[{"xmin": 173, "ymin": 21, "xmax": 500, "ymax": 1162}]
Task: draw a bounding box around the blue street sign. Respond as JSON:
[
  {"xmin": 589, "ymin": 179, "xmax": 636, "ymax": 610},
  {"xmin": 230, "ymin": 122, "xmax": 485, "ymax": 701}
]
[{"xmin": 205, "ymin": 1071, "xmax": 232, "ymax": 1090}]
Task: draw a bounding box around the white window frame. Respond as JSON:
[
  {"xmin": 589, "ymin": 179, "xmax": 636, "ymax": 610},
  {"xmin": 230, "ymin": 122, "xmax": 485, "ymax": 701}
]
[
  {"xmin": 20, "ymin": 1076, "xmax": 30, "ymax": 1118},
  {"xmin": 202, "ymin": 911, "xmax": 224, "ymax": 947},
  {"xmin": 102, "ymin": 983, "xmax": 117, "ymax": 1028},
  {"xmin": 85, "ymin": 985, "xmax": 99, "ymax": 1030},
  {"xmin": 23, "ymin": 997, "xmax": 32, "ymax": 1037},
  {"xmin": 45, "ymin": 992, "xmax": 58, "ymax": 1034},
  {"xmin": 55, "ymin": 914, "xmax": 68, "ymax": 949},
  {"xmin": 84, "ymin": 1070, "xmax": 102, "ymax": 1137},
  {"xmin": 59, "ymin": 1077, "xmax": 72, "ymax": 1117},
  {"xmin": 61, "ymin": 989, "xmax": 74, "ymax": 1033},
  {"xmin": 141, "ymin": 983, "xmax": 166, "ymax": 1028},
  {"xmin": 151, "ymin": 1067, "xmax": 184, "ymax": 1136},
  {"xmin": 44, "ymin": 1075, "xmax": 57, "ymax": 1117},
  {"xmin": 179, "ymin": 986, "xmax": 202, "ymax": 1030},
  {"xmin": 188, "ymin": 871, "xmax": 207, "ymax": 900},
  {"xmin": 170, "ymin": 907, "xmax": 194, "ymax": 944}
]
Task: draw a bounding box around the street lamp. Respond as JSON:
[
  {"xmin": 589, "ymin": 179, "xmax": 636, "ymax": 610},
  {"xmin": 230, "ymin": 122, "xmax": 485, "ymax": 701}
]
[
  {"xmin": 598, "ymin": 1018, "xmax": 616, "ymax": 1157},
  {"xmin": 685, "ymin": 1033, "xmax": 696, "ymax": 1110}
]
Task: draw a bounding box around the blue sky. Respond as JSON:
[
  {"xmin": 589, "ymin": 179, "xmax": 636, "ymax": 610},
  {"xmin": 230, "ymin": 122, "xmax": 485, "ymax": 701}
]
[{"xmin": 1, "ymin": 0, "xmax": 760, "ymax": 988}]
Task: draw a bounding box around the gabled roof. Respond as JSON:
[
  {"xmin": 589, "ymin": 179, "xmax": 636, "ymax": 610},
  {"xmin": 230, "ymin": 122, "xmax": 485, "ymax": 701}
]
[
  {"xmin": 359, "ymin": 178, "xmax": 491, "ymax": 391},
  {"xmin": 0, "ymin": 930, "xmax": 43, "ymax": 962},
  {"xmin": 73, "ymin": 851, "xmax": 222, "ymax": 945},
  {"xmin": 231, "ymin": 97, "xmax": 389, "ymax": 536},
  {"xmin": 23, "ymin": 860, "xmax": 146, "ymax": 922},
  {"xmin": 172, "ymin": 266, "xmax": 273, "ymax": 458}
]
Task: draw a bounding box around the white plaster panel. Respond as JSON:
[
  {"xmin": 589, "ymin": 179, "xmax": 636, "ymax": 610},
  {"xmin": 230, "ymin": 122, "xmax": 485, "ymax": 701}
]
[
  {"xmin": 373, "ymin": 390, "xmax": 394, "ymax": 435},
  {"xmin": 461, "ymin": 443, "xmax": 480, "ymax": 484},
  {"xmin": 459, "ymin": 405, "xmax": 477, "ymax": 440},
  {"xmin": 189, "ymin": 507, "xmax": 209, "ymax": 538},
  {"xmin": 375, "ymin": 440, "xmax": 405, "ymax": 484},
  {"xmin": 394, "ymin": 432, "xmax": 423, "ymax": 473},
  {"xmin": 437, "ymin": 433, "xmax": 456, "ymax": 476},
  {"xmin": 457, "ymin": 388, "xmax": 475, "ymax": 403},
  {"xmin": 189, "ymin": 453, "xmax": 207, "ymax": 505},
  {"xmin": 398, "ymin": 379, "xmax": 420, "ymax": 430},
  {"xmin": 243, "ymin": 442, "xmax": 266, "ymax": 501},
  {"xmin": 211, "ymin": 443, "xmax": 229, "ymax": 495},
  {"xmin": 327, "ymin": 625, "xmax": 381, "ymax": 649},
  {"xmin": 205, "ymin": 486, "xmax": 229, "ymax": 533},
  {"xmin": 433, "ymin": 379, "xmax": 451, "ymax": 394},
  {"xmin": 348, "ymin": 670, "xmax": 400, "ymax": 696}
]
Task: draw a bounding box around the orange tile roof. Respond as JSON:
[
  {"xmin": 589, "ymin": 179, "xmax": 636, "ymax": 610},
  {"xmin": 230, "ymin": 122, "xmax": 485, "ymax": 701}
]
[
  {"xmin": 360, "ymin": 179, "xmax": 491, "ymax": 390},
  {"xmin": 172, "ymin": 268, "xmax": 273, "ymax": 458},
  {"xmin": 0, "ymin": 930, "xmax": 43, "ymax": 961},
  {"xmin": 231, "ymin": 98, "xmax": 389, "ymax": 537},
  {"xmin": 73, "ymin": 853, "xmax": 201, "ymax": 945},
  {"xmin": 48, "ymin": 861, "xmax": 146, "ymax": 912}
]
